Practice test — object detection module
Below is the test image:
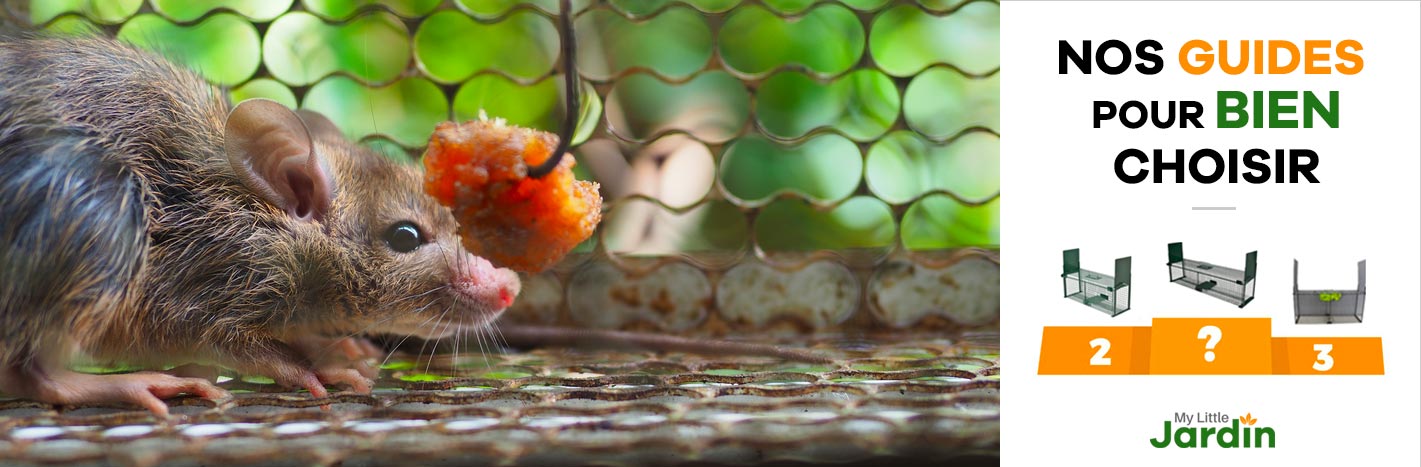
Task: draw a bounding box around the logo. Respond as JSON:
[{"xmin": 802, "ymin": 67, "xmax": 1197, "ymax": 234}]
[
  {"xmin": 1150, "ymin": 412, "xmax": 1276, "ymax": 448},
  {"xmin": 1319, "ymin": 291, "xmax": 1342, "ymax": 302}
]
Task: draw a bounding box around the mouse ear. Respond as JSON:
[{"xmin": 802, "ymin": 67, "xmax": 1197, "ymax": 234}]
[
  {"xmin": 295, "ymin": 109, "xmax": 345, "ymax": 143},
  {"xmin": 225, "ymin": 99, "xmax": 333, "ymax": 222}
]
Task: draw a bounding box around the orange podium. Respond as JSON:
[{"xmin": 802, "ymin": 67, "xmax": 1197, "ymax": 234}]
[
  {"xmin": 1149, "ymin": 318, "xmax": 1273, "ymax": 374},
  {"xmin": 1039, "ymin": 317, "xmax": 1383, "ymax": 375},
  {"xmin": 1039, "ymin": 326, "xmax": 1152, "ymax": 374},
  {"xmin": 1272, "ymin": 337, "xmax": 1385, "ymax": 375}
]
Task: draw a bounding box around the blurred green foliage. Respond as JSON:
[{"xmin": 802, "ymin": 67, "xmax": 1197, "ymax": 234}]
[
  {"xmin": 31, "ymin": 0, "xmax": 999, "ymax": 250},
  {"xmin": 117, "ymin": 13, "xmax": 260, "ymax": 85},
  {"xmin": 153, "ymin": 0, "xmax": 293, "ymax": 22},
  {"xmin": 29, "ymin": 0, "xmax": 141, "ymax": 24},
  {"xmin": 720, "ymin": 4, "xmax": 864, "ymax": 75}
]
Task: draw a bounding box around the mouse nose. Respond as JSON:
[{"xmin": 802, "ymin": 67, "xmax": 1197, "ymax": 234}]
[{"xmin": 451, "ymin": 253, "xmax": 521, "ymax": 310}]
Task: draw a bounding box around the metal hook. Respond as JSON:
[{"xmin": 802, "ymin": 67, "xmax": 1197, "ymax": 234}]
[{"xmin": 527, "ymin": 0, "xmax": 578, "ymax": 179}]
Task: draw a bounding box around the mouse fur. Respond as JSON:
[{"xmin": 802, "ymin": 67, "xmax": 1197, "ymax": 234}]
[{"xmin": 0, "ymin": 34, "xmax": 520, "ymax": 414}]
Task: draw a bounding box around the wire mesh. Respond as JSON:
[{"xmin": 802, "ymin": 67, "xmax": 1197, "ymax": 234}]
[
  {"xmin": 0, "ymin": 335, "xmax": 999, "ymax": 465},
  {"xmin": 1, "ymin": 0, "xmax": 1000, "ymax": 334},
  {"xmin": 1170, "ymin": 259, "xmax": 1253, "ymax": 308},
  {"xmin": 1064, "ymin": 270, "xmax": 1125, "ymax": 316},
  {"xmin": 1293, "ymin": 260, "xmax": 1365, "ymax": 324}
]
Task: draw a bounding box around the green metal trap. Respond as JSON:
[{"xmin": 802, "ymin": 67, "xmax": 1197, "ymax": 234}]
[
  {"xmin": 1167, "ymin": 242, "xmax": 1256, "ymax": 308},
  {"xmin": 1293, "ymin": 259, "xmax": 1365, "ymax": 324},
  {"xmin": 1061, "ymin": 248, "xmax": 1131, "ymax": 317}
]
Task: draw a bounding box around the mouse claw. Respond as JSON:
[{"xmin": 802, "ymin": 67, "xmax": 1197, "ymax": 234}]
[
  {"xmin": 316, "ymin": 368, "xmax": 373, "ymax": 394},
  {"xmin": 351, "ymin": 359, "xmax": 378, "ymax": 380},
  {"xmin": 289, "ymin": 371, "xmax": 328, "ymax": 400}
]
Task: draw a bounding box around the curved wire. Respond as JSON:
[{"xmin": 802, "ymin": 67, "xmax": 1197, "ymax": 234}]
[{"xmin": 527, "ymin": 0, "xmax": 578, "ymax": 179}]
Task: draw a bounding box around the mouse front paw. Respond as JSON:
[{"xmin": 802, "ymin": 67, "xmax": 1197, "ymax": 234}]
[
  {"xmin": 284, "ymin": 336, "xmax": 381, "ymax": 396},
  {"xmin": 287, "ymin": 335, "xmax": 383, "ymax": 380},
  {"xmin": 224, "ymin": 336, "xmax": 380, "ymax": 399},
  {"xmin": 258, "ymin": 364, "xmax": 372, "ymax": 399}
]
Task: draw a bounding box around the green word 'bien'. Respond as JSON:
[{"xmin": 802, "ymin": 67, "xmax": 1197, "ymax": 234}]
[{"xmin": 1218, "ymin": 90, "xmax": 1339, "ymax": 129}]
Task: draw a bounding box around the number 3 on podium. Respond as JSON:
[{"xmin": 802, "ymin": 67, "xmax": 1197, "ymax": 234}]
[{"xmin": 1313, "ymin": 343, "xmax": 1334, "ymax": 371}]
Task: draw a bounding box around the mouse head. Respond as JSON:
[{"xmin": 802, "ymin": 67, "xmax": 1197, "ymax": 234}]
[{"xmin": 224, "ymin": 99, "xmax": 520, "ymax": 339}]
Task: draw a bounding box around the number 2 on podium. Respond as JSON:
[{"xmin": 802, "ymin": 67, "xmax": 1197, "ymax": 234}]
[{"xmin": 1090, "ymin": 337, "xmax": 1112, "ymax": 366}]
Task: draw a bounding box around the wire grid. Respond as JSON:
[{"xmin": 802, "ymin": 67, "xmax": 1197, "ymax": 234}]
[
  {"xmin": 1170, "ymin": 260, "xmax": 1251, "ymax": 307},
  {"xmin": 1063, "ymin": 270, "xmax": 1125, "ymax": 316},
  {"xmin": 1, "ymin": 1, "xmax": 999, "ymax": 464},
  {"xmin": 1, "ymin": 0, "xmax": 1000, "ymax": 334},
  {"xmin": 1294, "ymin": 291, "xmax": 1364, "ymax": 324},
  {"xmin": 1293, "ymin": 261, "xmax": 1365, "ymax": 324},
  {"xmin": 0, "ymin": 335, "xmax": 999, "ymax": 466}
]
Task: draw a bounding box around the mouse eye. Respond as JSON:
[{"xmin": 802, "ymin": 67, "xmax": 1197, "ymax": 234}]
[{"xmin": 384, "ymin": 221, "xmax": 423, "ymax": 253}]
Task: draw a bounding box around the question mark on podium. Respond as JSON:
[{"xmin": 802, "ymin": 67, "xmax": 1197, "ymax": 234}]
[{"xmin": 1198, "ymin": 325, "xmax": 1222, "ymax": 362}]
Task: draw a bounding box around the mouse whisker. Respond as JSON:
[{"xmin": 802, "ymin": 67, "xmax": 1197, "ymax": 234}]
[
  {"xmin": 488, "ymin": 320, "xmax": 510, "ymax": 352},
  {"xmin": 460, "ymin": 319, "xmax": 471, "ymax": 367},
  {"xmin": 312, "ymin": 286, "xmax": 443, "ymax": 358},
  {"xmin": 474, "ymin": 324, "xmax": 484, "ymax": 364},
  {"xmin": 422, "ymin": 306, "xmax": 455, "ymax": 374},
  {"xmin": 482, "ymin": 320, "xmax": 496, "ymax": 367},
  {"xmin": 387, "ymin": 285, "xmax": 446, "ymax": 306},
  {"xmin": 471, "ymin": 318, "xmax": 491, "ymax": 370},
  {"xmin": 434, "ymin": 311, "xmax": 454, "ymax": 373},
  {"xmin": 364, "ymin": 284, "xmax": 449, "ymax": 338},
  {"xmin": 413, "ymin": 320, "xmax": 439, "ymax": 372},
  {"xmin": 452, "ymin": 316, "xmax": 462, "ymax": 370},
  {"xmin": 376, "ymin": 307, "xmax": 444, "ymax": 370}
]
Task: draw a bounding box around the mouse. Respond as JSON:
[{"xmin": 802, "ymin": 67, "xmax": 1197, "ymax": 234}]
[{"xmin": 0, "ymin": 33, "xmax": 522, "ymax": 416}]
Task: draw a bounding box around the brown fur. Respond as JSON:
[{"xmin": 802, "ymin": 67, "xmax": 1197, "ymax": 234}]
[{"xmin": 0, "ymin": 34, "xmax": 512, "ymax": 394}]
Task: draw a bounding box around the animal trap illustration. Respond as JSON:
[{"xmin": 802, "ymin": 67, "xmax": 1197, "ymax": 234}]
[
  {"xmin": 1293, "ymin": 259, "xmax": 1366, "ymax": 324},
  {"xmin": 1166, "ymin": 242, "xmax": 1257, "ymax": 308},
  {"xmin": 1061, "ymin": 248, "xmax": 1132, "ymax": 316}
]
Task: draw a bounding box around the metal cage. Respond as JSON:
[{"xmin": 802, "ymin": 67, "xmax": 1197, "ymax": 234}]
[
  {"xmin": 1293, "ymin": 259, "xmax": 1366, "ymax": 324},
  {"xmin": 1061, "ymin": 248, "xmax": 1131, "ymax": 316},
  {"xmin": 1166, "ymin": 242, "xmax": 1256, "ymax": 308}
]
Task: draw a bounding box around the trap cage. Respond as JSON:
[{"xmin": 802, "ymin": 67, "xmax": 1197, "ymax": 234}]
[
  {"xmin": 1166, "ymin": 242, "xmax": 1256, "ymax": 309},
  {"xmin": 1060, "ymin": 249, "xmax": 1130, "ymax": 317},
  {"xmin": 1293, "ymin": 259, "xmax": 1366, "ymax": 324},
  {"xmin": 0, "ymin": 1, "xmax": 1000, "ymax": 465}
]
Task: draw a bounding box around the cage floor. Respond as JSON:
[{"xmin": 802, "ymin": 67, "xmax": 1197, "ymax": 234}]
[
  {"xmin": 1295, "ymin": 314, "xmax": 1363, "ymax": 325},
  {"xmin": 1295, "ymin": 290, "xmax": 1364, "ymax": 324},
  {"xmin": 1065, "ymin": 292, "xmax": 1124, "ymax": 316},
  {"xmin": 1171, "ymin": 276, "xmax": 1252, "ymax": 308},
  {"xmin": 0, "ymin": 333, "xmax": 999, "ymax": 466},
  {"xmin": 1064, "ymin": 268, "xmax": 1126, "ymax": 316}
]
